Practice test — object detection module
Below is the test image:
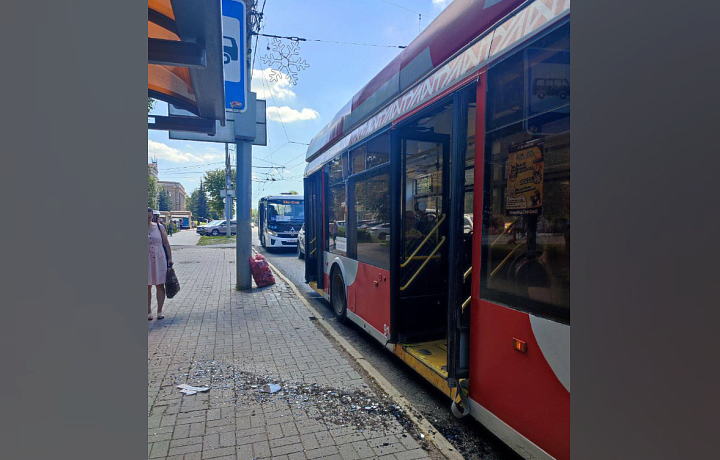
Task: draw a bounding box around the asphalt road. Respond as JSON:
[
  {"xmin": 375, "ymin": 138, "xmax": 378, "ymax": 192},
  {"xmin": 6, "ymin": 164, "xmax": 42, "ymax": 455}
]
[{"xmin": 252, "ymin": 232, "xmax": 521, "ymax": 460}]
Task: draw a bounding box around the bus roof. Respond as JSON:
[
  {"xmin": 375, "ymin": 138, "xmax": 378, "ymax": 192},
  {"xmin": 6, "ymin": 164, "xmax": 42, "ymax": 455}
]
[
  {"xmin": 305, "ymin": 0, "xmax": 527, "ymax": 163},
  {"xmin": 261, "ymin": 195, "xmax": 304, "ymax": 201}
]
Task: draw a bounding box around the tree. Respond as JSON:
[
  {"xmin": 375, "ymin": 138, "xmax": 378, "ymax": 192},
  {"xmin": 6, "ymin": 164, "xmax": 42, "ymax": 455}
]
[
  {"xmin": 148, "ymin": 166, "xmax": 158, "ymax": 209},
  {"xmin": 188, "ymin": 185, "xmax": 210, "ymax": 221},
  {"xmin": 187, "ymin": 192, "xmax": 197, "ymax": 218},
  {"xmin": 286, "ymin": 190, "xmax": 299, "ymax": 195},
  {"xmin": 158, "ymin": 188, "xmax": 173, "ymax": 211},
  {"xmin": 148, "ymin": 98, "xmax": 155, "ymax": 114},
  {"xmin": 202, "ymin": 169, "xmax": 236, "ymax": 217},
  {"xmin": 197, "ymin": 180, "xmax": 210, "ymax": 220}
]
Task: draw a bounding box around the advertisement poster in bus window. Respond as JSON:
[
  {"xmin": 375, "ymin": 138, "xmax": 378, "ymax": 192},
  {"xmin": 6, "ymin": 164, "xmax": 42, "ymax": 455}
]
[
  {"xmin": 505, "ymin": 140, "xmax": 544, "ymax": 216},
  {"xmin": 415, "ymin": 174, "xmax": 433, "ymax": 196},
  {"xmin": 524, "ymin": 47, "xmax": 570, "ymax": 134}
]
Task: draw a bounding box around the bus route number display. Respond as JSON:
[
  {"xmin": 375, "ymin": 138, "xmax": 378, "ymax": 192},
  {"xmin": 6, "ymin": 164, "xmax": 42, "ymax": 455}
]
[{"xmin": 505, "ymin": 140, "xmax": 544, "ymax": 216}]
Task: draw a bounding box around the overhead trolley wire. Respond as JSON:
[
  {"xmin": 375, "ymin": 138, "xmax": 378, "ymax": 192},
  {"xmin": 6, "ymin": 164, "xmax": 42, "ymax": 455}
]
[{"xmin": 255, "ymin": 32, "xmax": 406, "ymax": 49}]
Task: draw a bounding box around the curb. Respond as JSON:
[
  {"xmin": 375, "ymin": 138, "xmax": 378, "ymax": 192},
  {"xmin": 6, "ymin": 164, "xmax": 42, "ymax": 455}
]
[{"xmin": 255, "ymin": 248, "xmax": 465, "ymax": 460}]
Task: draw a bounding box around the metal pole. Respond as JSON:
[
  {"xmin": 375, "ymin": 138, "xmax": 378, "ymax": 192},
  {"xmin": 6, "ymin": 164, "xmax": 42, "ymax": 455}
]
[
  {"xmin": 236, "ymin": 0, "xmax": 253, "ymax": 290},
  {"xmin": 225, "ymin": 143, "xmax": 232, "ymax": 232},
  {"xmin": 236, "ymin": 140, "xmax": 252, "ymax": 290}
]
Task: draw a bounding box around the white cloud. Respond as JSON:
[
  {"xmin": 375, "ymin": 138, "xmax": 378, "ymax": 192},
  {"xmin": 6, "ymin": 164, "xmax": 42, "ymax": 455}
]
[
  {"xmin": 251, "ymin": 69, "xmax": 296, "ymax": 100},
  {"xmin": 148, "ymin": 140, "xmax": 204, "ymax": 163},
  {"xmin": 267, "ymin": 106, "xmax": 319, "ymax": 123},
  {"xmin": 432, "ymin": 0, "xmax": 450, "ymax": 8},
  {"xmin": 200, "ymin": 153, "xmax": 224, "ymax": 161}
]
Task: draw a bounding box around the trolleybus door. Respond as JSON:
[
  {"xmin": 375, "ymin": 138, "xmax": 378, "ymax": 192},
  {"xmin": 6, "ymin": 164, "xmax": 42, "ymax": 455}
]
[
  {"xmin": 303, "ymin": 172, "xmax": 323, "ymax": 287},
  {"xmin": 396, "ymin": 128, "xmax": 451, "ymax": 343},
  {"xmin": 446, "ymin": 88, "xmax": 476, "ymax": 384}
]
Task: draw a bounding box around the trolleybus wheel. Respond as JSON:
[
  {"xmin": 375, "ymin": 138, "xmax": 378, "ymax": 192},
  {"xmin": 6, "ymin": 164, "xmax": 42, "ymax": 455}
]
[{"xmin": 330, "ymin": 268, "xmax": 347, "ymax": 323}]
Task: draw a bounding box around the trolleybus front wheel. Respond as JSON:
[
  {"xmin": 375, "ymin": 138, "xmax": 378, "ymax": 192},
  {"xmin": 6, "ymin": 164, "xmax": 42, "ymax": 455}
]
[{"xmin": 330, "ymin": 268, "xmax": 347, "ymax": 323}]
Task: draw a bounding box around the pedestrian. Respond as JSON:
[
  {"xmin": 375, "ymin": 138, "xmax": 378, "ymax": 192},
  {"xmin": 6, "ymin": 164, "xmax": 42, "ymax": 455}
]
[
  {"xmin": 148, "ymin": 207, "xmax": 173, "ymax": 320},
  {"xmin": 167, "ymin": 219, "xmax": 174, "ymax": 237}
]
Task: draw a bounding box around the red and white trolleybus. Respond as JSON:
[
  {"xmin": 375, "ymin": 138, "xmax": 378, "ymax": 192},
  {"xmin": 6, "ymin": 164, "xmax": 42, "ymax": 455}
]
[{"xmin": 303, "ymin": 1, "xmax": 570, "ymax": 458}]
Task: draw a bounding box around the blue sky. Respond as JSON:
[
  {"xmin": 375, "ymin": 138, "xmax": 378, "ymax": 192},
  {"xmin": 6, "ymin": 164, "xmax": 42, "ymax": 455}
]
[{"xmin": 149, "ymin": 0, "xmax": 451, "ymax": 209}]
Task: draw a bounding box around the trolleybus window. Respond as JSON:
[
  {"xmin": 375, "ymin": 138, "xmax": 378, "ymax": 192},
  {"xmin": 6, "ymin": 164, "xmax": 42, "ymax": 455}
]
[
  {"xmin": 366, "ymin": 133, "xmax": 390, "ymax": 168},
  {"xmin": 351, "ymin": 145, "xmax": 366, "ymax": 175},
  {"xmin": 353, "ymin": 167, "xmax": 391, "ymax": 269},
  {"xmin": 327, "ymin": 154, "xmax": 348, "ymax": 256},
  {"xmin": 480, "ymin": 23, "xmax": 570, "ymax": 322}
]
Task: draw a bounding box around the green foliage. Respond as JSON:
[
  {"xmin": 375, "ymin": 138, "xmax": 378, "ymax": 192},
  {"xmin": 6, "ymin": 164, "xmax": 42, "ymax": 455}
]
[
  {"xmin": 187, "ymin": 185, "xmax": 211, "ymax": 221},
  {"xmin": 286, "ymin": 190, "xmax": 299, "ymax": 195},
  {"xmin": 148, "ymin": 166, "xmax": 158, "ymax": 209},
  {"xmin": 158, "ymin": 188, "xmax": 173, "ymax": 211},
  {"xmin": 148, "ymin": 98, "xmax": 155, "ymax": 114},
  {"xmin": 186, "ymin": 192, "xmax": 195, "ymax": 217},
  {"xmin": 202, "ymin": 169, "xmax": 236, "ymax": 217}
]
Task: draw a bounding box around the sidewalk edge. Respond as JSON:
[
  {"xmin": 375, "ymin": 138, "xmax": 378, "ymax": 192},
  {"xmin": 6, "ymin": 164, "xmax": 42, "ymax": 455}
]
[{"xmin": 258, "ymin": 251, "xmax": 465, "ymax": 460}]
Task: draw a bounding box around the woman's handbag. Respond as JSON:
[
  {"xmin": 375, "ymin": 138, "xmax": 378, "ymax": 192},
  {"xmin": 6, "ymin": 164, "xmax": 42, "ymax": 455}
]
[
  {"xmin": 165, "ymin": 266, "xmax": 180, "ymax": 298},
  {"xmin": 159, "ymin": 224, "xmax": 180, "ymax": 298}
]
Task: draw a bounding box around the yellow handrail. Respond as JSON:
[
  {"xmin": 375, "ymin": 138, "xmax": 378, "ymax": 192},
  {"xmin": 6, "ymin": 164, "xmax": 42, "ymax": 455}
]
[
  {"xmin": 400, "ymin": 214, "xmax": 446, "ymax": 268},
  {"xmin": 463, "ymin": 267, "xmax": 472, "ymax": 282},
  {"xmin": 489, "ymin": 241, "xmax": 526, "ymax": 279},
  {"xmin": 461, "ymin": 296, "xmax": 471, "ymax": 313},
  {"xmin": 400, "ymin": 236, "xmax": 446, "ymax": 291},
  {"xmin": 491, "ymin": 218, "xmax": 518, "ymax": 248}
]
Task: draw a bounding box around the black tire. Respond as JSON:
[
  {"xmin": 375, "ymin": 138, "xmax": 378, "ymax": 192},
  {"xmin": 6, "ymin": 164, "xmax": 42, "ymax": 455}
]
[
  {"xmin": 559, "ymin": 92, "xmax": 567, "ymax": 99},
  {"xmin": 537, "ymin": 90, "xmax": 546, "ymax": 99},
  {"xmin": 211, "ymin": 229, "xmax": 219, "ymax": 236},
  {"xmin": 330, "ymin": 268, "xmax": 347, "ymax": 323},
  {"xmin": 378, "ymin": 233, "xmax": 388, "ymax": 241}
]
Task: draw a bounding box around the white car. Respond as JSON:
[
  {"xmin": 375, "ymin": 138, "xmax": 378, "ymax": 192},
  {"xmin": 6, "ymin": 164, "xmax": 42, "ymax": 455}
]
[{"xmin": 368, "ymin": 222, "xmax": 390, "ymax": 241}]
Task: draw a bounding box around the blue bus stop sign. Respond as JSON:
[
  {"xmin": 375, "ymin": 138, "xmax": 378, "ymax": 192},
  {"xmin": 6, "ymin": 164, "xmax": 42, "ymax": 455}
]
[{"xmin": 222, "ymin": 0, "xmax": 247, "ymax": 112}]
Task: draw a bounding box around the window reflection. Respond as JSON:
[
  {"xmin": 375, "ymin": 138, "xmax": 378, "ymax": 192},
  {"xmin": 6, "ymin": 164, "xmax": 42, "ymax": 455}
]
[
  {"xmin": 354, "ymin": 169, "xmax": 390, "ymax": 269},
  {"xmin": 480, "ymin": 24, "xmax": 570, "ymax": 321}
]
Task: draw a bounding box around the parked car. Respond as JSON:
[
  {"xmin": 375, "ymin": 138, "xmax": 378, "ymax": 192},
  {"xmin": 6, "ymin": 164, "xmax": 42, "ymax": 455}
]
[
  {"xmin": 368, "ymin": 222, "xmax": 390, "ymax": 241},
  {"xmin": 297, "ymin": 224, "xmax": 305, "ymax": 259},
  {"xmin": 203, "ymin": 220, "xmax": 237, "ymax": 236},
  {"xmin": 197, "ymin": 220, "xmax": 220, "ymax": 234}
]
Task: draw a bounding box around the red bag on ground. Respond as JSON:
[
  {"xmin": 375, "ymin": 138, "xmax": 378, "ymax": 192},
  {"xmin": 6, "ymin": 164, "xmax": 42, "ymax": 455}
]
[{"xmin": 249, "ymin": 254, "xmax": 275, "ymax": 287}]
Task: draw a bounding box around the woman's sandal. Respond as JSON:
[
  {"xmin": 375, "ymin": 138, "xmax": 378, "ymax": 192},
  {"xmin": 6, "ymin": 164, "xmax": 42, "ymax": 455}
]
[
  {"xmin": 157, "ymin": 314, "xmax": 164, "ymax": 320},
  {"xmin": 148, "ymin": 315, "xmax": 153, "ymax": 321}
]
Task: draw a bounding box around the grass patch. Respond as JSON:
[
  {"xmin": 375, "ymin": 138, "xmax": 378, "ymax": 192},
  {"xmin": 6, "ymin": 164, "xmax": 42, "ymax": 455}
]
[{"xmin": 197, "ymin": 235, "xmax": 236, "ymax": 246}]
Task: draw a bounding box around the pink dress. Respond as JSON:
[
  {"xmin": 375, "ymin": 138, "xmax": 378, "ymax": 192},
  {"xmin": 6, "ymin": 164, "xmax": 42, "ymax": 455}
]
[{"xmin": 148, "ymin": 224, "xmax": 167, "ymax": 286}]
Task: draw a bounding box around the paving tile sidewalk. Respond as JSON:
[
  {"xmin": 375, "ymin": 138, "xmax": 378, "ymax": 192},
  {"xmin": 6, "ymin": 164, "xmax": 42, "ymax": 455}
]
[{"xmin": 149, "ymin": 246, "xmax": 437, "ymax": 460}]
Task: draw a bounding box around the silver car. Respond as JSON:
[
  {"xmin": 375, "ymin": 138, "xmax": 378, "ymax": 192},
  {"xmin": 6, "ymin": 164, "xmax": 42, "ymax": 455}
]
[{"xmin": 203, "ymin": 220, "xmax": 237, "ymax": 236}]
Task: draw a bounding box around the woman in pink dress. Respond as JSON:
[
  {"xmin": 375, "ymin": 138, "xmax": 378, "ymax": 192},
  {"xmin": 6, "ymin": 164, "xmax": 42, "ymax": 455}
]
[{"xmin": 148, "ymin": 207, "xmax": 173, "ymax": 320}]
